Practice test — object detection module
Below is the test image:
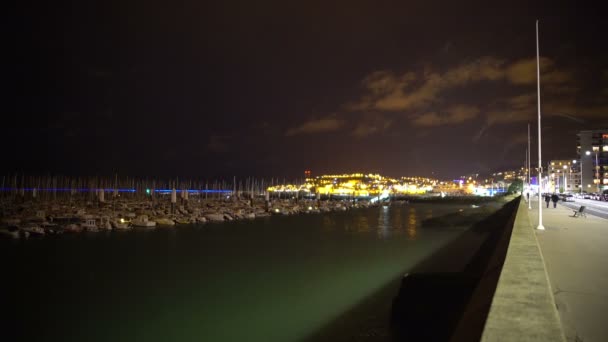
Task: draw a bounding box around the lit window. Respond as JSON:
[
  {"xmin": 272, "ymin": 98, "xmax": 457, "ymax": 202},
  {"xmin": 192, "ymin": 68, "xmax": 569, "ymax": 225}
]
[
  {"xmin": 604, "ymin": 145, "xmax": 608, "ymax": 152},
  {"xmin": 592, "ymin": 146, "xmax": 599, "ymax": 151}
]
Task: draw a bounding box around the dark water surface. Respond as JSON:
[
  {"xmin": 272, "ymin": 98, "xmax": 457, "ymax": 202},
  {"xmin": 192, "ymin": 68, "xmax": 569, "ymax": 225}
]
[{"xmin": 3, "ymin": 204, "xmax": 470, "ymax": 342}]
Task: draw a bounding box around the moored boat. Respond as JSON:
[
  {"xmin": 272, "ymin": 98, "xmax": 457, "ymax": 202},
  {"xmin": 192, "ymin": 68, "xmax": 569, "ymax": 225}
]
[
  {"xmin": 174, "ymin": 217, "xmax": 191, "ymax": 225},
  {"xmin": 81, "ymin": 218, "xmax": 99, "ymax": 232},
  {"xmin": 22, "ymin": 225, "xmax": 45, "ymax": 237},
  {"xmin": 0, "ymin": 226, "xmax": 20, "ymax": 239},
  {"xmin": 111, "ymin": 218, "xmax": 131, "ymax": 230},
  {"xmin": 132, "ymin": 215, "xmax": 156, "ymax": 228},
  {"xmin": 63, "ymin": 223, "xmax": 83, "ymax": 234},
  {"xmin": 155, "ymin": 217, "xmax": 176, "ymax": 226}
]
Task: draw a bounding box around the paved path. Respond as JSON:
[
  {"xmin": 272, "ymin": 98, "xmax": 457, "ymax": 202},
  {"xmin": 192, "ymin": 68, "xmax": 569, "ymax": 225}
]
[
  {"xmin": 481, "ymin": 198, "xmax": 565, "ymax": 342},
  {"xmin": 527, "ymin": 196, "xmax": 608, "ymax": 342}
]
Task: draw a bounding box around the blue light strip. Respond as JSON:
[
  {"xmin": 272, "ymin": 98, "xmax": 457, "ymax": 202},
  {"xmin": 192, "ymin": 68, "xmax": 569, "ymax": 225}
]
[{"xmin": 0, "ymin": 188, "xmax": 232, "ymax": 193}]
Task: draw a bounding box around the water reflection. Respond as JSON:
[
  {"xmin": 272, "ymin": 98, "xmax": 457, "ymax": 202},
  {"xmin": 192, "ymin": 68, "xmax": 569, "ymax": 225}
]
[
  {"xmin": 313, "ymin": 204, "xmax": 431, "ymax": 240},
  {"xmin": 378, "ymin": 205, "xmax": 391, "ymax": 239},
  {"xmin": 322, "ymin": 216, "xmax": 335, "ymax": 233},
  {"xmin": 407, "ymin": 207, "xmax": 418, "ymax": 239},
  {"xmin": 355, "ymin": 215, "xmax": 370, "ymax": 233},
  {"xmin": 393, "ymin": 207, "xmax": 403, "ymax": 230}
]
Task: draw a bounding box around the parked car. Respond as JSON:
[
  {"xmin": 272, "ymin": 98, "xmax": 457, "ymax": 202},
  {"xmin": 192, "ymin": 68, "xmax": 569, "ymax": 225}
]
[{"xmin": 560, "ymin": 194, "xmax": 575, "ymax": 202}]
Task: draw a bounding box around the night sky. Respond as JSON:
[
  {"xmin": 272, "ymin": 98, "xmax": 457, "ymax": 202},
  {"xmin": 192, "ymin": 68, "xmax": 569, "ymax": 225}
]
[{"xmin": 6, "ymin": 1, "xmax": 608, "ymax": 179}]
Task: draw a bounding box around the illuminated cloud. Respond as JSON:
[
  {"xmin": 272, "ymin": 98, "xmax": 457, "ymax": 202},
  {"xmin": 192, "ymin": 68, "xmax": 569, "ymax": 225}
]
[
  {"xmin": 286, "ymin": 115, "xmax": 345, "ymax": 136},
  {"xmin": 505, "ymin": 57, "xmax": 549, "ymax": 84},
  {"xmin": 362, "ymin": 70, "xmax": 415, "ymax": 96},
  {"xmin": 413, "ymin": 105, "xmax": 480, "ymax": 126},
  {"xmin": 351, "ymin": 56, "xmax": 574, "ymax": 117},
  {"xmin": 351, "ymin": 115, "xmax": 393, "ymax": 138},
  {"xmin": 370, "ymin": 57, "xmax": 505, "ymax": 112},
  {"xmin": 505, "ymin": 57, "xmax": 574, "ymax": 86},
  {"xmin": 345, "ymin": 71, "xmax": 415, "ymax": 111},
  {"xmin": 341, "ymin": 55, "xmax": 605, "ymax": 138}
]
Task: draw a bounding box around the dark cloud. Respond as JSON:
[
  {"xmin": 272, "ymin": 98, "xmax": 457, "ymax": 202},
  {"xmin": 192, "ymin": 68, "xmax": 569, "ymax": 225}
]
[{"xmin": 5, "ymin": 0, "xmax": 608, "ymax": 178}]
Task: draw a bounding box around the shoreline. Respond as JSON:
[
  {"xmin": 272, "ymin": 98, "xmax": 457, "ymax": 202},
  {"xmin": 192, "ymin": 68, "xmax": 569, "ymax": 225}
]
[
  {"xmin": 0, "ymin": 195, "xmax": 378, "ymax": 238},
  {"xmin": 0, "ymin": 194, "xmax": 510, "ymax": 239}
]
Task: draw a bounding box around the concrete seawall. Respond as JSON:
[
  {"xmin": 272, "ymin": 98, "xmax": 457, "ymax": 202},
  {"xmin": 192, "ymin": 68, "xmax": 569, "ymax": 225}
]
[
  {"xmin": 390, "ymin": 196, "xmax": 522, "ymax": 341},
  {"xmin": 479, "ymin": 198, "xmax": 566, "ymax": 341}
]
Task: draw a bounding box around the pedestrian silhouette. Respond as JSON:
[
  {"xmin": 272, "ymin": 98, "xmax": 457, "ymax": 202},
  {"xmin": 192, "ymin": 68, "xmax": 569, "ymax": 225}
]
[
  {"xmin": 551, "ymin": 193, "xmax": 559, "ymax": 208},
  {"xmin": 544, "ymin": 194, "xmax": 551, "ymax": 208}
]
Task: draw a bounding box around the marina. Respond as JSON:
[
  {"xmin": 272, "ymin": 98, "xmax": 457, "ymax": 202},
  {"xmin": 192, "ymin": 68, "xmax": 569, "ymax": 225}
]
[{"xmin": 0, "ymin": 189, "xmax": 379, "ymax": 238}]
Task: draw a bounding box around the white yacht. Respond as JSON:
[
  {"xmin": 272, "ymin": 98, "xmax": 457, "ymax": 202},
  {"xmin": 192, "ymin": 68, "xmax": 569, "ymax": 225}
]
[{"xmin": 81, "ymin": 218, "xmax": 99, "ymax": 232}]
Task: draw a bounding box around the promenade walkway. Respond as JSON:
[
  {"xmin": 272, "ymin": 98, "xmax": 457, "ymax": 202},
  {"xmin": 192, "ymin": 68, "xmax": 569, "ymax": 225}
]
[
  {"xmin": 527, "ymin": 197, "xmax": 608, "ymax": 342},
  {"xmin": 481, "ymin": 198, "xmax": 565, "ymax": 342}
]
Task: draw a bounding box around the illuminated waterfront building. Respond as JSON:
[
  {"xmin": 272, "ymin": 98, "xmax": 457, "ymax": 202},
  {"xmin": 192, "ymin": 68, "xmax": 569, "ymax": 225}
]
[{"xmin": 577, "ymin": 130, "xmax": 608, "ymax": 192}]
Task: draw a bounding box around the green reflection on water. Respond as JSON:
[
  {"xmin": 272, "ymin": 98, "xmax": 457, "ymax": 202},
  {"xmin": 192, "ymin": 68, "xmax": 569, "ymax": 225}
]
[{"xmin": 5, "ymin": 204, "xmax": 464, "ymax": 342}]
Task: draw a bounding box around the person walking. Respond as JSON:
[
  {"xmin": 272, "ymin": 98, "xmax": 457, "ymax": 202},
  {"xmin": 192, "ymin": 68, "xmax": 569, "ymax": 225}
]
[
  {"xmin": 544, "ymin": 193, "xmax": 551, "ymax": 208},
  {"xmin": 551, "ymin": 193, "xmax": 559, "ymax": 208}
]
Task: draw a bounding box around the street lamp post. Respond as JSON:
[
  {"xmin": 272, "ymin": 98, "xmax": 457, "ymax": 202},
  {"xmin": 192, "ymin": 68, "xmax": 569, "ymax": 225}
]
[
  {"xmin": 563, "ymin": 164, "xmax": 568, "ymax": 192},
  {"xmin": 584, "ymin": 151, "xmax": 591, "ymax": 194},
  {"xmin": 573, "ymin": 160, "xmax": 578, "ymax": 193},
  {"xmin": 594, "ymin": 150, "xmax": 600, "ymax": 193},
  {"xmin": 536, "ymin": 20, "xmax": 544, "ymax": 230},
  {"xmin": 526, "ymin": 124, "xmax": 528, "ymax": 210}
]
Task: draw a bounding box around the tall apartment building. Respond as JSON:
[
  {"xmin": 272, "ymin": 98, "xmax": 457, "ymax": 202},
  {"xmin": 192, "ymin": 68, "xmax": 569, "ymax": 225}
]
[
  {"xmin": 548, "ymin": 160, "xmax": 577, "ymax": 192},
  {"xmin": 577, "ymin": 129, "xmax": 608, "ymax": 192}
]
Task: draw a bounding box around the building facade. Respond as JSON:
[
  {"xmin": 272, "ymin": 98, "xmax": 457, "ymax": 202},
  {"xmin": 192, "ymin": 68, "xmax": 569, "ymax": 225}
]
[
  {"xmin": 577, "ymin": 129, "xmax": 608, "ymax": 192},
  {"xmin": 548, "ymin": 160, "xmax": 577, "ymax": 193}
]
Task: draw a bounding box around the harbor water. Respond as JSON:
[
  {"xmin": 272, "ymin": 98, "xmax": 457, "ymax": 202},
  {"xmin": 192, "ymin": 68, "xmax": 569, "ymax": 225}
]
[{"xmin": 3, "ymin": 203, "xmax": 474, "ymax": 341}]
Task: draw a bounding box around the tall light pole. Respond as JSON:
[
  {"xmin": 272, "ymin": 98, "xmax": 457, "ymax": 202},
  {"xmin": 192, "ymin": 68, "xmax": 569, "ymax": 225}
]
[
  {"xmin": 527, "ymin": 124, "xmax": 528, "ymax": 209},
  {"xmin": 573, "ymin": 159, "xmax": 578, "ymax": 193},
  {"xmin": 536, "ymin": 20, "xmax": 544, "ymax": 230},
  {"xmin": 563, "ymin": 164, "xmax": 568, "ymax": 193},
  {"xmin": 594, "ymin": 150, "xmax": 600, "ymax": 193},
  {"xmin": 584, "ymin": 150, "xmax": 591, "ymax": 193}
]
